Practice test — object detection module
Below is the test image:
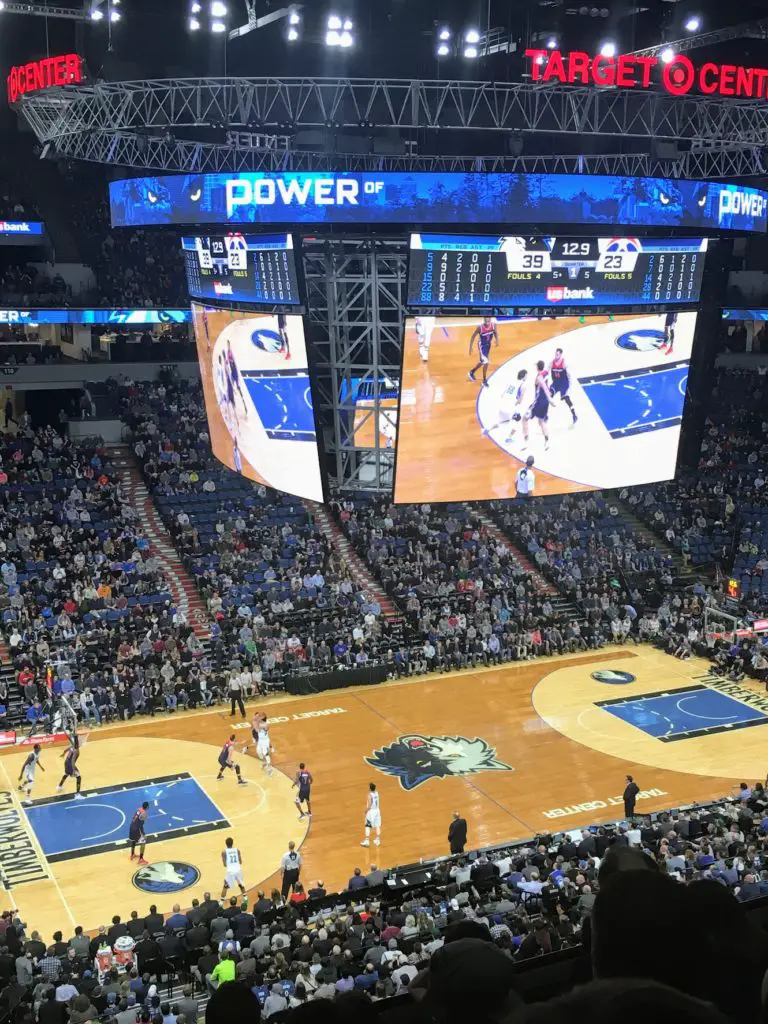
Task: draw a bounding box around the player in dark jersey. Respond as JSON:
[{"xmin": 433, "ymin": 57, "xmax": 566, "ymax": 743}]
[
  {"xmin": 523, "ymin": 360, "xmax": 550, "ymax": 450},
  {"xmin": 217, "ymin": 735, "xmax": 247, "ymax": 785},
  {"xmin": 549, "ymin": 348, "xmax": 578, "ymax": 425},
  {"xmin": 278, "ymin": 313, "xmax": 291, "ymax": 361},
  {"xmin": 293, "ymin": 762, "xmax": 313, "ymax": 820},
  {"xmin": 468, "ymin": 317, "xmax": 499, "ymax": 387},
  {"xmin": 226, "ymin": 339, "xmax": 248, "ymax": 416},
  {"xmin": 56, "ymin": 733, "xmax": 84, "ymax": 799},
  {"xmin": 129, "ymin": 801, "xmax": 150, "ymax": 864},
  {"xmin": 662, "ymin": 311, "xmax": 677, "ymax": 355},
  {"xmin": 18, "ymin": 744, "xmax": 44, "ymax": 804}
]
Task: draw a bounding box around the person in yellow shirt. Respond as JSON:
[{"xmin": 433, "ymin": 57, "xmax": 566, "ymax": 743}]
[{"xmin": 209, "ymin": 950, "xmax": 235, "ymax": 991}]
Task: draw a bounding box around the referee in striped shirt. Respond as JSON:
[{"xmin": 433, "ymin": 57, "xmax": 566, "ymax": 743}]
[
  {"xmin": 280, "ymin": 841, "xmax": 302, "ymax": 898},
  {"xmin": 515, "ymin": 456, "xmax": 536, "ymax": 498}
]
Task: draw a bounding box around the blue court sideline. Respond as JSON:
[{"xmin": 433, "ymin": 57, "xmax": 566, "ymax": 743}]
[
  {"xmin": 24, "ymin": 773, "xmax": 228, "ymax": 863},
  {"xmin": 243, "ymin": 372, "xmax": 316, "ymax": 441},
  {"xmin": 579, "ymin": 362, "xmax": 688, "ymax": 439},
  {"xmin": 595, "ymin": 684, "xmax": 768, "ymax": 743}
]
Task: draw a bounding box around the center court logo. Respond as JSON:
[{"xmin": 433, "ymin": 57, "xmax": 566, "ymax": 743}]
[
  {"xmin": 615, "ymin": 329, "xmax": 665, "ymax": 352},
  {"xmin": 133, "ymin": 861, "xmax": 200, "ymax": 893},
  {"xmin": 366, "ymin": 734, "xmax": 512, "ymax": 791},
  {"xmin": 591, "ymin": 670, "xmax": 637, "ymax": 684}
]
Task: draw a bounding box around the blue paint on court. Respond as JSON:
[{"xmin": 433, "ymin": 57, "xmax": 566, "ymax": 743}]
[
  {"xmin": 25, "ymin": 777, "xmax": 226, "ymax": 858},
  {"xmin": 580, "ymin": 364, "xmax": 688, "ymax": 438},
  {"xmin": 244, "ymin": 374, "xmax": 315, "ymax": 440},
  {"xmin": 600, "ymin": 687, "xmax": 768, "ymax": 739}
]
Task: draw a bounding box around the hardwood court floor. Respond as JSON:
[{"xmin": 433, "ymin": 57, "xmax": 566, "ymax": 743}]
[{"xmin": 0, "ymin": 647, "xmax": 757, "ymax": 936}]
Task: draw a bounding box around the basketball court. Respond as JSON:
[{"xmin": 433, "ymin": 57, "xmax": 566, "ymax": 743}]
[
  {"xmin": 0, "ymin": 647, "xmax": 758, "ymax": 936},
  {"xmin": 395, "ymin": 313, "xmax": 695, "ymax": 502}
]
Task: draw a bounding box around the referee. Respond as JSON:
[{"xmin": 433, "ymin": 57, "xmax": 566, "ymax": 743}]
[
  {"xmin": 280, "ymin": 841, "xmax": 302, "ymax": 898},
  {"xmin": 228, "ymin": 670, "xmax": 246, "ymax": 719},
  {"xmin": 515, "ymin": 455, "xmax": 535, "ymax": 499}
]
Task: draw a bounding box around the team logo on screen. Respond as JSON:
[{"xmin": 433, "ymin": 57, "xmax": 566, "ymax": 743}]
[
  {"xmin": 132, "ymin": 861, "xmax": 200, "ymax": 893},
  {"xmin": 365, "ymin": 734, "xmax": 512, "ymax": 790},
  {"xmin": 615, "ymin": 328, "xmax": 666, "ymax": 352},
  {"xmin": 251, "ymin": 327, "xmax": 286, "ymax": 353},
  {"xmin": 546, "ymin": 286, "xmax": 595, "ymax": 302}
]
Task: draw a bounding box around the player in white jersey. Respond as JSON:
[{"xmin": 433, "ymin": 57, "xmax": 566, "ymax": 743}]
[
  {"xmin": 361, "ymin": 782, "xmax": 381, "ymax": 847},
  {"xmin": 18, "ymin": 744, "xmax": 44, "ymax": 804},
  {"xmin": 221, "ymin": 836, "xmax": 247, "ymax": 899},
  {"xmin": 255, "ymin": 716, "xmax": 274, "ymax": 776},
  {"xmin": 415, "ymin": 316, "xmax": 436, "ymax": 363},
  {"xmin": 482, "ymin": 368, "xmax": 529, "ymax": 442}
]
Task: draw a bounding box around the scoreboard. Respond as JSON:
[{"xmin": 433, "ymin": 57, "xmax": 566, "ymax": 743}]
[
  {"xmin": 408, "ymin": 234, "xmax": 708, "ymax": 308},
  {"xmin": 181, "ymin": 233, "xmax": 301, "ymax": 305}
]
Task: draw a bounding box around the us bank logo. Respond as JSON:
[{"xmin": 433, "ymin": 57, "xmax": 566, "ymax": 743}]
[
  {"xmin": 133, "ymin": 861, "xmax": 200, "ymax": 893},
  {"xmin": 366, "ymin": 734, "xmax": 512, "ymax": 791},
  {"xmin": 591, "ymin": 670, "xmax": 637, "ymax": 685}
]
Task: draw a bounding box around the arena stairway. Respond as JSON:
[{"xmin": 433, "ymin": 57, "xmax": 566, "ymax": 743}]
[
  {"xmin": 614, "ymin": 499, "xmax": 695, "ymax": 584},
  {"xmin": 303, "ymin": 500, "xmax": 402, "ymax": 622},
  {"xmin": 109, "ymin": 445, "xmax": 211, "ymax": 641},
  {"xmin": 470, "ymin": 504, "xmax": 584, "ymax": 622}
]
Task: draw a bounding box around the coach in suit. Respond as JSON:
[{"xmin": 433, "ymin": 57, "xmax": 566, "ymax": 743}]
[
  {"xmin": 448, "ymin": 812, "xmax": 468, "ymax": 855},
  {"xmin": 624, "ymin": 775, "xmax": 640, "ymax": 819}
]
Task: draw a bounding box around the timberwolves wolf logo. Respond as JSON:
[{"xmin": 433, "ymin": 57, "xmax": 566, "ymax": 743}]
[{"xmin": 366, "ymin": 734, "xmax": 512, "ymax": 791}]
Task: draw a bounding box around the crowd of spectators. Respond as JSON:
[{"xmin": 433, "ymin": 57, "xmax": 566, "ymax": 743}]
[{"xmin": 4, "ymin": 790, "xmax": 768, "ymax": 1022}]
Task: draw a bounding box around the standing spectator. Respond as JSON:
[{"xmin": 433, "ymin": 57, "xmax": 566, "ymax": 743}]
[
  {"xmin": 623, "ymin": 776, "xmax": 640, "ymax": 819},
  {"xmin": 448, "ymin": 811, "xmax": 468, "ymax": 855}
]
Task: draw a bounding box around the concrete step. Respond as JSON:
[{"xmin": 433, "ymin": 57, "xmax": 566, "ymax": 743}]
[{"xmin": 304, "ymin": 500, "xmax": 401, "ymax": 621}]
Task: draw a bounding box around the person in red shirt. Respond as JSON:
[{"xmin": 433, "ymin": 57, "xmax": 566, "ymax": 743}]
[{"xmin": 289, "ymin": 883, "xmax": 307, "ymax": 905}]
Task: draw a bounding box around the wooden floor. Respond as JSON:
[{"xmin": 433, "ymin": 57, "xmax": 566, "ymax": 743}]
[{"xmin": 0, "ymin": 647, "xmax": 754, "ymax": 936}]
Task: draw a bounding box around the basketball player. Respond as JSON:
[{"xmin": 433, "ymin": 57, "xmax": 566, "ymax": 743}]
[
  {"xmin": 18, "ymin": 744, "xmax": 44, "ymax": 805},
  {"xmin": 216, "ymin": 735, "xmax": 247, "ymax": 785},
  {"xmin": 361, "ymin": 782, "xmax": 381, "ymax": 847},
  {"xmin": 468, "ymin": 316, "xmax": 499, "ymax": 387},
  {"xmin": 415, "ymin": 316, "xmax": 436, "ymax": 363},
  {"xmin": 662, "ymin": 311, "xmax": 677, "ymax": 354},
  {"xmin": 55, "ymin": 733, "xmax": 84, "ymax": 799},
  {"xmin": 523, "ymin": 360, "xmax": 550, "ymax": 450},
  {"xmin": 202, "ymin": 307, "xmax": 211, "ymax": 353},
  {"xmin": 256, "ymin": 717, "xmax": 274, "ymax": 776},
  {"xmin": 549, "ymin": 348, "xmax": 578, "ymax": 425},
  {"xmin": 481, "ymin": 368, "xmax": 529, "ymax": 442},
  {"xmin": 128, "ymin": 801, "xmax": 149, "ymax": 865},
  {"xmin": 233, "ymin": 438, "xmax": 242, "ymax": 474},
  {"xmin": 242, "ymin": 710, "xmax": 266, "ymax": 753},
  {"xmin": 293, "ymin": 763, "xmax": 313, "ymax": 820},
  {"xmin": 221, "ymin": 836, "xmax": 247, "ymax": 900},
  {"xmin": 226, "ymin": 339, "xmax": 249, "ymax": 417},
  {"xmin": 278, "ymin": 313, "xmax": 291, "ymax": 361}
]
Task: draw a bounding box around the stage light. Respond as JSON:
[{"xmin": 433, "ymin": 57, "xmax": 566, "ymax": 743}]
[
  {"xmin": 190, "ymin": 1, "xmax": 201, "ymax": 9},
  {"xmin": 438, "ymin": 27, "xmax": 451, "ymax": 41},
  {"xmin": 437, "ymin": 43, "xmax": 450, "ymax": 56},
  {"xmin": 599, "ymin": 40, "xmax": 616, "ymax": 57},
  {"xmin": 327, "ymin": 14, "xmax": 341, "ymax": 29},
  {"xmin": 546, "ymin": 37, "xmax": 557, "ymax": 48},
  {"xmin": 110, "ymin": 9, "xmax": 120, "ymax": 20},
  {"xmin": 326, "ymin": 28, "xmax": 340, "ymax": 44},
  {"xmin": 343, "ymin": 17, "xmax": 352, "ymax": 29},
  {"xmin": 90, "ymin": 7, "xmax": 104, "ymax": 20},
  {"xmin": 189, "ymin": 16, "xmax": 200, "ymax": 29},
  {"xmin": 211, "ymin": 19, "xmax": 226, "ymax": 31},
  {"xmin": 339, "ymin": 29, "xmax": 353, "ymax": 46},
  {"xmin": 289, "ymin": 9, "xmax": 300, "ymax": 24},
  {"xmin": 660, "ymin": 46, "xmax": 675, "ymax": 63},
  {"xmin": 0, "ymin": 2, "xmax": 5, "ymax": 10},
  {"xmin": 210, "ymin": 1, "xmax": 227, "ymax": 17},
  {"xmin": 535, "ymin": 54, "xmax": 545, "ymax": 65},
  {"xmin": 465, "ymin": 28, "xmax": 480, "ymax": 43},
  {"xmin": 685, "ymin": 15, "xmax": 700, "ymax": 31},
  {"xmin": 287, "ymin": 26, "xmax": 299, "ymax": 40},
  {"xmin": 463, "ymin": 44, "xmax": 478, "ymax": 58}
]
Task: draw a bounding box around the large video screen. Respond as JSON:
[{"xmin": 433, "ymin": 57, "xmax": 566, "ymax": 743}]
[
  {"xmin": 408, "ymin": 234, "xmax": 708, "ymax": 308},
  {"xmin": 182, "ymin": 233, "xmax": 301, "ymax": 305},
  {"xmin": 192, "ymin": 303, "xmax": 323, "ymax": 501},
  {"xmin": 394, "ymin": 312, "xmax": 698, "ymax": 502}
]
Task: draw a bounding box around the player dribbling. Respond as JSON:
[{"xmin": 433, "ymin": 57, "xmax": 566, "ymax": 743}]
[
  {"xmin": 361, "ymin": 782, "xmax": 381, "ymax": 847},
  {"xmin": 221, "ymin": 836, "xmax": 247, "ymax": 900},
  {"xmin": 18, "ymin": 744, "xmax": 44, "ymax": 805},
  {"xmin": 293, "ymin": 762, "xmax": 313, "ymax": 820}
]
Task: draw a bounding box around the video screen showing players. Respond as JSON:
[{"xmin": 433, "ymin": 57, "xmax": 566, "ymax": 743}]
[
  {"xmin": 394, "ymin": 312, "xmax": 698, "ymax": 502},
  {"xmin": 408, "ymin": 234, "xmax": 708, "ymax": 308},
  {"xmin": 182, "ymin": 233, "xmax": 301, "ymax": 305},
  {"xmin": 340, "ymin": 376, "xmax": 400, "ymax": 450},
  {"xmin": 192, "ymin": 302, "xmax": 324, "ymax": 501}
]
